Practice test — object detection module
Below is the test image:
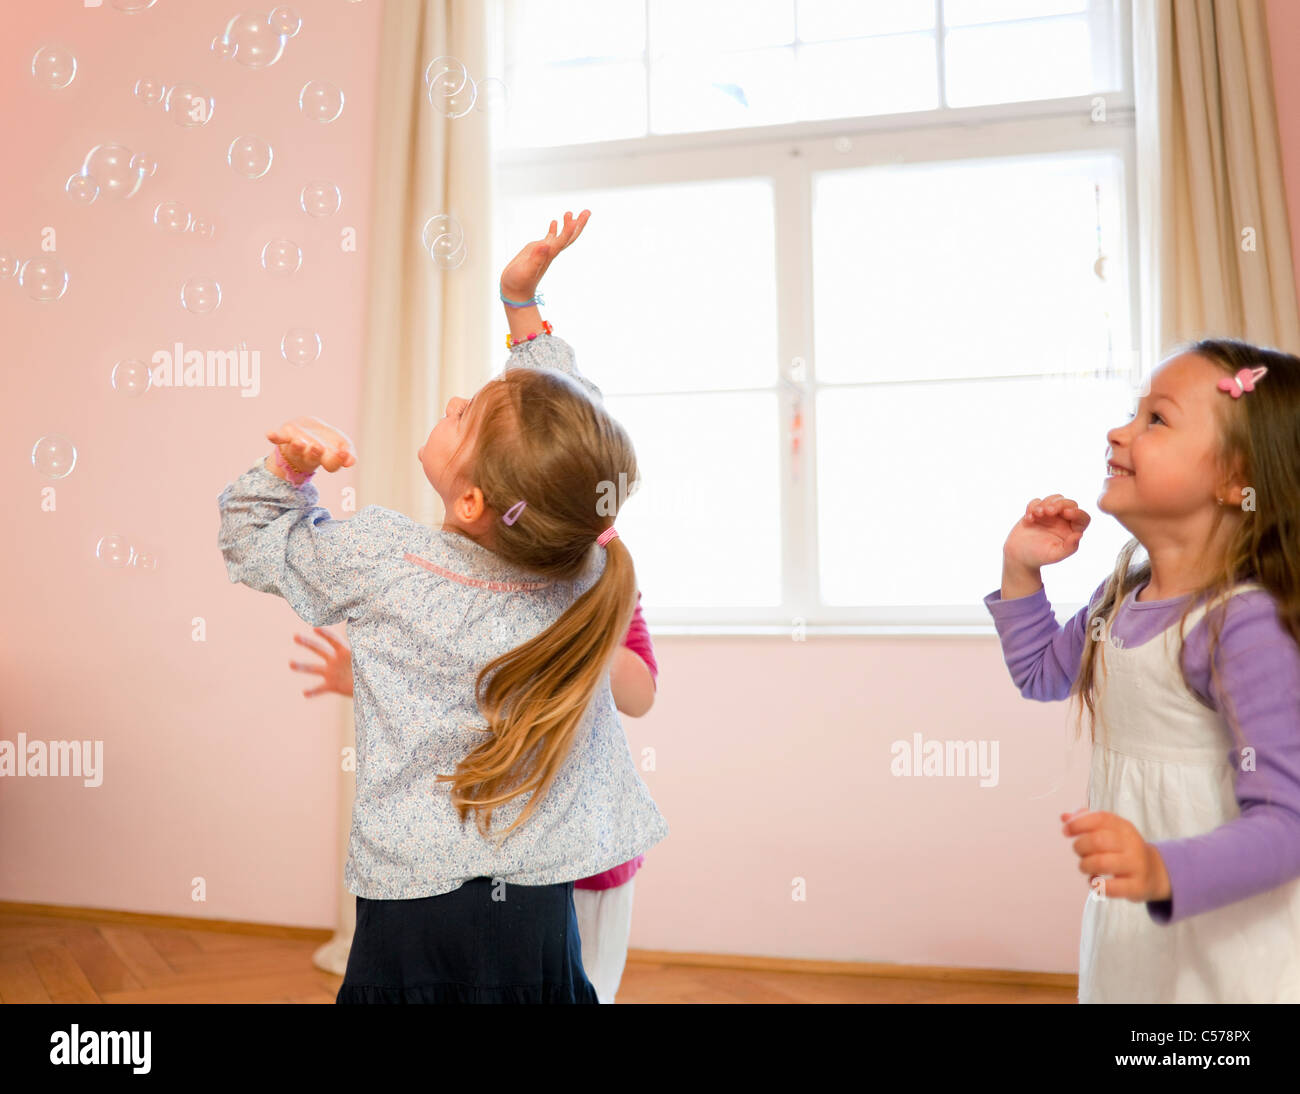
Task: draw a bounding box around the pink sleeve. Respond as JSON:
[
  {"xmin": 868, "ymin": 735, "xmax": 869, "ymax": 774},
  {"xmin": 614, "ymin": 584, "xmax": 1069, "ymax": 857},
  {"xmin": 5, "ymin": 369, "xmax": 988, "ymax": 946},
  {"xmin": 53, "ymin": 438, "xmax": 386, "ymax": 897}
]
[{"xmin": 622, "ymin": 591, "xmax": 657, "ymax": 688}]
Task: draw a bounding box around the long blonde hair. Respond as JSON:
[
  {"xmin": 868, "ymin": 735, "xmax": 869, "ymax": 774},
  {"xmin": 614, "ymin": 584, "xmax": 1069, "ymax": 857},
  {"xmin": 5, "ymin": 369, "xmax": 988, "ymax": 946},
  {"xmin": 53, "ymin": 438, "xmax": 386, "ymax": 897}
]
[
  {"xmin": 1072, "ymin": 339, "xmax": 1300, "ymax": 753},
  {"xmin": 436, "ymin": 367, "xmax": 640, "ymax": 840}
]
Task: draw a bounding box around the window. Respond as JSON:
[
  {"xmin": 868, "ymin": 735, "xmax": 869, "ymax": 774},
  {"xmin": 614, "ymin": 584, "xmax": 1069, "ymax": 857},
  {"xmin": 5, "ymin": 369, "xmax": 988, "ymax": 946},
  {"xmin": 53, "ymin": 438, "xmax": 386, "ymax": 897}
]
[{"xmin": 491, "ymin": 0, "xmax": 1139, "ymax": 631}]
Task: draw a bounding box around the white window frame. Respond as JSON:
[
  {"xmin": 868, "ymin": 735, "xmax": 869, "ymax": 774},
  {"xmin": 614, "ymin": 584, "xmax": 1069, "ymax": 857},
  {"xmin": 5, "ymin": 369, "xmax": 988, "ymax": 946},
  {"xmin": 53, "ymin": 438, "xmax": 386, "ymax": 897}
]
[{"xmin": 493, "ymin": 2, "xmax": 1138, "ymax": 635}]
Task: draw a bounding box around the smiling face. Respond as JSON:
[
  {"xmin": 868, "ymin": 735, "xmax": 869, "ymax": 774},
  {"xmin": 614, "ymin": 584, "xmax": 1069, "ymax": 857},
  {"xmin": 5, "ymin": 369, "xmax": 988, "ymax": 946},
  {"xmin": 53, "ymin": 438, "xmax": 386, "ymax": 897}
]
[{"xmin": 1098, "ymin": 352, "xmax": 1241, "ymax": 533}]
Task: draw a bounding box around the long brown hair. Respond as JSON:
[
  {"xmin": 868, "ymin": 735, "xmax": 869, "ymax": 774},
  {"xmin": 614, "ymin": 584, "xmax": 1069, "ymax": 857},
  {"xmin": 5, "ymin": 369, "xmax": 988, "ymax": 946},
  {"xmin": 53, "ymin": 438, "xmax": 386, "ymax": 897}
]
[
  {"xmin": 436, "ymin": 367, "xmax": 640, "ymax": 840},
  {"xmin": 1073, "ymin": 339, "xmax": 1300, "ymax": 755}
]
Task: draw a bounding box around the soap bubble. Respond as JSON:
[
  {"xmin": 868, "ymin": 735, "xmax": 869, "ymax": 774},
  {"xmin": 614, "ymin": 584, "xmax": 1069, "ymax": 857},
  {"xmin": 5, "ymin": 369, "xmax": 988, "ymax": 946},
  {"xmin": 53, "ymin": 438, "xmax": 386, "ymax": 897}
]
[
  {"xmin": 228, "ymin": 135, "xmax": 273, "ymax": 179},
  {"xmin": 65, "ymin": 172, "xmax": 100, "ymax": 205},
  {"xmin": 300, "ymin": 181, "xmax": 341, "ymax": 217},
  {"xmin": 261, "ymin": 239, "xmax": 302, "ymax": 276},
  {"xmin": 19, "ymin": 258, "xmax": 69, "ymax": 301},
  {"xmin": 425, "ymin": 56, "xmax": 469, "ymax": 95},
  {"xmin": 299, "ymin": 80, "xmax": 344, "ymax": 123},
  {"xmin": 96, "ymin": 535, "xmax": 134, "ymax": 568},
  {"xmin": 423, "ymin": 214, "xmax": 467, "ymax": 270},
  {"xmin": 31, "ymin": 434, "xmax": 77, "ymax": 479},
  {"xmin": 32, "ymin": 46, "xmax": 77, "ymax": 90},
  {"xmin": 82, "ymin": 143, "xmax": 146, "ymax": 200},
  {"xmin": 111, "ymin": 359, "xmax": 152, "ymax": 396},
  {"xmin": 427, "ymin": 62, "xmax": 477, "ymax": 118},
  {"xmin": 134, "ymin": 77, "xmax": 165, "ymax": 105},
  {"xmin": 130, "ymin": 153, "xmax": 157, "ymax": 178},
  {"xmin": 180, "ymin": 277, "xmax": 222, "ymax": 314},
  {"xmin": 164, "ymin": 83, "xmax": 213, "ymax": 127},
  {"xmin": 475, "ymin": 76, "xmax": 508, "ymax": 114},
  {"xmin": 191, "ymin": 218, "xmax": 216, "ymax": 240},
  {"xmin": 133, "ymin": 552, "xmax": 159, "ymax": 571},
  {"xmin": 112, "ymin": 0, "xmax": 159, "ymax": 12},
  {"xmin": 0, "ymin": 252, "xmax": 18, "ymax": 279},
  {"xmin": 154, "ymin": 200, "xmax": 191, "ymax": 233},
  {"xmin": 281, "ymin": 328, "xmax": 321, "ymax": 366},
  {"xmin": 210, "ymin": 35, "xmax": 234, "ymax": 59},
  {"xmin": 269, "ymin": 6, "xmax": 303, "ymax": 36},
  {"xmin": 218, "ymin": 12, "xmax": 291, "ymax": 69}
]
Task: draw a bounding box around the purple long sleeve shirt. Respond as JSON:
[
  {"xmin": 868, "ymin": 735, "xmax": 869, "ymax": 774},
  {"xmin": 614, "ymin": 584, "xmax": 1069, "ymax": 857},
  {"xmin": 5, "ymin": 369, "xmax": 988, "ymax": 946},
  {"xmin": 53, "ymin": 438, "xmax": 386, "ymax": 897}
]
[{"xmin": 984, "ymin": 578, "xmax": 1300, "ymax": 925}]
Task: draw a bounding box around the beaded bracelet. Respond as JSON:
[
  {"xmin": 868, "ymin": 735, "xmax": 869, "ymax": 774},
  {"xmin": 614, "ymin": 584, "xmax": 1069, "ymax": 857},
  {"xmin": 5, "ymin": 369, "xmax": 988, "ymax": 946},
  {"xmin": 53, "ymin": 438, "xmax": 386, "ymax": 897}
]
[{"xmin": 507, "ymin": 319, "xmax": 553, "ymax": 349}]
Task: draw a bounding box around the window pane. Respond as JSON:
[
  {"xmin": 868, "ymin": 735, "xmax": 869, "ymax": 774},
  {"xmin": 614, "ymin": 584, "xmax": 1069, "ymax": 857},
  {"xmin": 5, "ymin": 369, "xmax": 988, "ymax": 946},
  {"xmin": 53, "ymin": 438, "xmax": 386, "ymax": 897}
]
[
  {"xmin": 505, "ymin": 61, "xmax": 648, "ymax": 147},
  {"xmin": 504, "ymin": 0, "xmax": 646, "ymax": 65},
  {"xmin": 812, "ymin": 154, "xmax": 1130, "ymax": 384},
  {"xmin": 945, "ymin": 0, "xmax": 1086, "ymax": 25},
  {"xmin": 650, "ymin": 0, "xmax": 795, "ymax": 54},
  {"xmin": 496, "ymin": 179, "xmax": 778, "ymax": 394},
  {"xmin": 650, "ymin": 47, "xmax": 798, "ymax": 133},
  {"xmin": 797, "ymin": 33, "xmax": 938, "ymax": 120},
  {"xmin": 606, "ymin": 392, "xmax": 782, "ymax": 608},
  {"xmin": 797, "ymin": 0, "xmax": 935, "ymax": 40},
  {"xmin": 817, "ymin": 378, "xmax": 1137, "ymax": 607},
  {"xmin": 945, "ymin": 17, "xmax": 1114, "ymax": 107}
]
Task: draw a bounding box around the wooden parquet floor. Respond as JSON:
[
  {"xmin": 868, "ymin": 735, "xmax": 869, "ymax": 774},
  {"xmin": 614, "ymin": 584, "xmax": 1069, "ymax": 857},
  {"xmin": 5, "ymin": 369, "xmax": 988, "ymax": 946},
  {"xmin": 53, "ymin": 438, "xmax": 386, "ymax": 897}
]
[{"xmin": 0, "ymin": 910, "xmax": 1076, "ymax": 1004}]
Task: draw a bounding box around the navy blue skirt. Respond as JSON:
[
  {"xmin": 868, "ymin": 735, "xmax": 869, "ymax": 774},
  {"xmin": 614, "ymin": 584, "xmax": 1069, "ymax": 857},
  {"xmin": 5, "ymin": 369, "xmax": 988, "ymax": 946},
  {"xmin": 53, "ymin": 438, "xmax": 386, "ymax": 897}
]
[{"xmin": 336, "ymin": 877, "xmax": 598, "ymax": 1004}]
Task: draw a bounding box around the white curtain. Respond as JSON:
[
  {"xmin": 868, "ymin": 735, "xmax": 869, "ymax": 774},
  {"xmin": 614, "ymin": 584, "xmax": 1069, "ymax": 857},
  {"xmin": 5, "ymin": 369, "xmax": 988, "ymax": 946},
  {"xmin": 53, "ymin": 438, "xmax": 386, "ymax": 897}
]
[
  {"xmin": 1133, "ymin": 0, "xmax": 1300, "ymax": 366},
  {"xmin": 313, "ymin": 0, "xmax": 495, "ymax": 975}
]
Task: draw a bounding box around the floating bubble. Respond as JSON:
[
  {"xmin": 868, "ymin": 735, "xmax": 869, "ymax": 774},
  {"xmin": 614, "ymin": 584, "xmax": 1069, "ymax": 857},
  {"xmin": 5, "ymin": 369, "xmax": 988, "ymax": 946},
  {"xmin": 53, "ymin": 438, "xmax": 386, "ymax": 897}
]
[
  {"xmin": 425, "ymin": 56, "xmax": 469, "ymax": 95},
  {"xmin": 153, "ymin": 200, "xmax": 190, "ymax": 233},
  {"xmin": 134, "ymin": 77, "xmax": 165, "ymax": 105},
  {"xmin": 475, "ymin": 76, "xmax": 508, "ymax": 114},
  {"xmin": 281, "ymin": 328, "xmax": 321, "ymax": 366},
  {"xmin": 428, "ymin": 70, "xmax": 476, "ymax": 118},
  {"xmin": 0, "ymin": 252, "xmax": 18, "ymax": 279},
  {"xmin": 66, "ymin": 172, "xmax": 99, "ymax": 205},
  {"xmin": 261, "ymin": 239, "xmax": 302, "ymax": 276},
  {"xmin": 112, "ymin": 359, "xmax": 152, "ymax": 396},
  {"xmin": 164, "ymin": 83, "xmax": 213, "ymax": 127},
  {"xmin": 82, "ymin": 143, "xmax": 145, "ymax": 200},
  {"xmin": 228, "ymin": 135, "xmax": 273, "ymax": 179},
  {"xmin": 218, "ymin": 12, "xmax": 290, "ymax": 69},
  {"xmin": 422, "ymin": 214, "xmax": 466, "ymax": 269},
  {"xmin": 210, "ymin": 35, "xmax": 234, "ymax": 60},
  {"xmin": 269, "ymin": 6, "xmax": 303, "ymax": 37},
  {"xmin": 133, "ymin": 552, "xmax": 159, "ymax": 571},
  {"xmin": 299, "ymin": 80, "xmax": 344, "ymax": 123},
  {"xmin": 112, "ymin": 0, "xmax": 159, "ymax": 12},
  {"xmin": 96, "ymin": 534, "xmax": 134, "ymax": 568},
  {"xmin": 191, "ymin": 218, "xmax": 216, "ymax": 240},
  {"xmin": 31, "ymin": 434, "xmax": 77, "ymax": 479},
  {"xmin": 180, "ymin": 277, "xmax": 221, "ymax": 314},
  {"xmin": 32, "ymin": 46, "xmax": 77, "ymax": 90},
  {"xmin": 19, "ymin": 257, "xmax": 69, "ymax": 301},
  {"xmin": 300, "ymin": 181, "xmax": 341, "ymax": 217},
  {"xmin": 130, "ymin": 152, "xmax": 158, "ymax": 178}
]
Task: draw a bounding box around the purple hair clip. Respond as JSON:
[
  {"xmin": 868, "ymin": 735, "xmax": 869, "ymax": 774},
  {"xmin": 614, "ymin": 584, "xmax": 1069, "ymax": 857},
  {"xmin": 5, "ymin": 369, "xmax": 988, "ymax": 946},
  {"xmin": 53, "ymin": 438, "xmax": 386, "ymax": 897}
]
[
  {"xmin": 1217, "ymin": 366, "xmax": 1268, "ymax": 398},
  {"xmin": 501, "ymin": 499, "xmax": 526, "ymax": 525}
]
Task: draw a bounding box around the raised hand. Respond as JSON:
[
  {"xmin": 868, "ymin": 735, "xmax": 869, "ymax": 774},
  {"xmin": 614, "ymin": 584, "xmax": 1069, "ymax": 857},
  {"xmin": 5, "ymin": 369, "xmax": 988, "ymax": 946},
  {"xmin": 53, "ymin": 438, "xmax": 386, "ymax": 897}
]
[
  {"xmin": 289, "ymin": 626, "xmax": 355, "ymax": 698},
  {"xmin": 1004, "ymin": 494, "xmax": 1091, "ymax": 570},
  {"xmin": 499, "ymin": 209, "xmax": 591, "ymax": 302},
  {"xmin": 267, "ymin": 416, "xmax": 356, "ymax": 475}
]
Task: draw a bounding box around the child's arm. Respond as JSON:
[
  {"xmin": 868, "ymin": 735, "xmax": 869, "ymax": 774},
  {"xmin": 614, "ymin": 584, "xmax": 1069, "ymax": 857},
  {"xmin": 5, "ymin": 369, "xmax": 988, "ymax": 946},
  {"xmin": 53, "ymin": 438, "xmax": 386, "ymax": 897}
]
[
  {"xmin": 611, "ymin": 591, "xmax": 656, "ymax": 717},
  {"xmin": 1134, "ymin": 595, "xmax": 1300, "ymax": 924},
  {"xmin": 984, "ymin": 494, "xmax": 1100, "ymax": 701},
  {"xmin": 498, "ymin": 210, "xmax": 603, "ymax": 400},
  {"xmin": 218, "ymin": 419, "xmax": 415, "ymax": 627}
]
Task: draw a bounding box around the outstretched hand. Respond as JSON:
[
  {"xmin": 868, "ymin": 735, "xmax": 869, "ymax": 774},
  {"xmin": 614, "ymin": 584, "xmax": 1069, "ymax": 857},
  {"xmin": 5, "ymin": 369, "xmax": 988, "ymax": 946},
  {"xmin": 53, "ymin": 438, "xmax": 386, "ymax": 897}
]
[
  {"xmin": 289, "ymin": 626, "xmax": 355, "ymax": 698},
  {"xmin": 267, "ymin": 416, "xmax": 356, "ymax": 475},
  {"xmin": 499, "ymin": 209, "xmax": 591, "ymax": 302}
]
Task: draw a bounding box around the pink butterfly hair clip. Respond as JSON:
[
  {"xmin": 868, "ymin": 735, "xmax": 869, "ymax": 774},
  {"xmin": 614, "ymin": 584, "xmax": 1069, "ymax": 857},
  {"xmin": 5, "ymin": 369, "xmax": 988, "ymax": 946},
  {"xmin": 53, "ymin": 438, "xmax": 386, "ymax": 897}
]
[{"xmin": 1217, "ymin": 366, "xmax": 1268, "ymax": 398}]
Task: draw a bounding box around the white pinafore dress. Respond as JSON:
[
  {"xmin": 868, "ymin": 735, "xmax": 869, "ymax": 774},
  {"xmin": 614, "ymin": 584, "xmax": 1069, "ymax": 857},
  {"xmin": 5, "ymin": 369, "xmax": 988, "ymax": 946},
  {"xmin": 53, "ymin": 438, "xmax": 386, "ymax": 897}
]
[{"xmin": 1078, "ymin": 581, "xmax": 1300, "ymax": 1003}]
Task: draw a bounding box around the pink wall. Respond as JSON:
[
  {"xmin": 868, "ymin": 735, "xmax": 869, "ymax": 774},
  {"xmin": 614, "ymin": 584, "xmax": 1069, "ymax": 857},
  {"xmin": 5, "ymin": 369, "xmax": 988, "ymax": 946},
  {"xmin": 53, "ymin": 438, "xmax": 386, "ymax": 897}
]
[{"xmin": 4, "ymin": 2, "xmax": 1298, "ymax": 976}]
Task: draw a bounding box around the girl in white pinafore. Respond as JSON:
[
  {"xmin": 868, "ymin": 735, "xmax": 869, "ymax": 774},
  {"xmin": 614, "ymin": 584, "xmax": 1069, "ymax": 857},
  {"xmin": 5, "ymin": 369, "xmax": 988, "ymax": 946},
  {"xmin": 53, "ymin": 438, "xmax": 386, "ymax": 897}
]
[{"xmin": 1081, "ymin": 581, "xmax": 1300, "ymax": 1003}]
